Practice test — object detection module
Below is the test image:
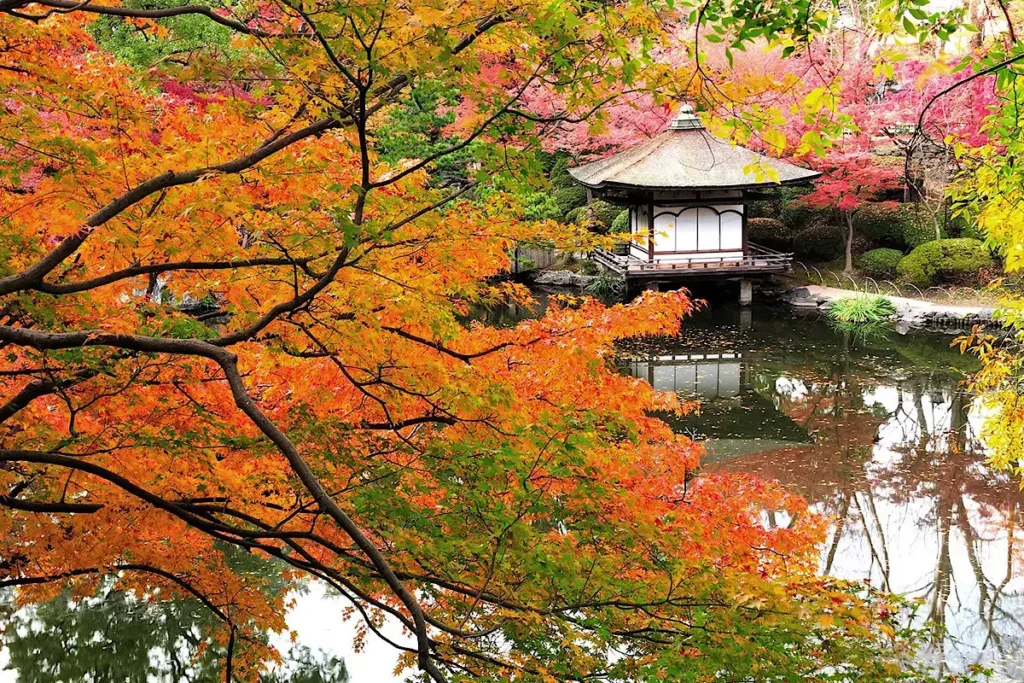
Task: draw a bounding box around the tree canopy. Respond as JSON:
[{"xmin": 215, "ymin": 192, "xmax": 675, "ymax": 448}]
[{"xmin": 0, "ymin": 0, "xmax": 998, "ymax": 681}]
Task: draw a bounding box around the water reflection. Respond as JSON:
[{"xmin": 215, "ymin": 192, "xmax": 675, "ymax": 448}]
[{"xmin": 621, "ymin": 306, "xmax": 1024, "ymax": 678}]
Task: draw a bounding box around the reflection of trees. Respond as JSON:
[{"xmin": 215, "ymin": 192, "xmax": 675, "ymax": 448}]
[
  {"xmin": 708, "ymin": 362, "xmax": 1024, "ymax": 673},
  {"xmin": 0, "ymin": 557, "xmax": 349, "ymax": 683},
  {"xmin": 875, "ymin": 379, "xmax": 1024, "ymax": 673}
]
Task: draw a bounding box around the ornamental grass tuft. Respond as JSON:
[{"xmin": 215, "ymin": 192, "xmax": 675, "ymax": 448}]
[{"xmin": 827, "ymin": 294, "xmax": 896, "ymax": 324}]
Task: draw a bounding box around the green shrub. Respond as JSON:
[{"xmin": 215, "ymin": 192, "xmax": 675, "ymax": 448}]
[
  {"xmin": 854, "ymin": 202, "xmax": 944, "ymax": 249},
  {"xmin": 827, "ymin": 294, "xmax": 896, "ymax": 324},
  {"xmin": 853, "ymin": 203, "xmax": 904, "ymax": 248},
  {"xmin": 747, "ymin": 217, "xmax": 792, "ymax": 251},
  {"xmin": 746, "ymin": 200, "xmax": 781, "ymax": 219},
  {"xmin": 579, "ymin": 259, "xmax": 601, "ymax": 275},
  {"xmin": 564, "ymin": 207, "xmax": 585, "ymax": 224},
  {"xmin": 585, "ymin": 200, "xmax": 621, "ymax": 227},
  {"xmin": 896, "ymin": 238, "xmax": 994, "ymax": 286},
  {"xmin": 550, "ymin": 156, "xmax": 579, "ymax": 190},
  {"xmin": 554, "ymin": 186, "xmax": 587, "ymax": 218},
  {"xmin": 611, "ymin": 209, "xmax": 630, "ymax": 233},
  {"xmin": 903, "ymin": 208, "xmax": 945, "ymax": 249},
  {"xmin": 856, "ymin": 248, "xmax": 904, "ymax": 279},
  {"xmin": 793, "ymin": 224, "xmax": 844, "ymax": 261}
]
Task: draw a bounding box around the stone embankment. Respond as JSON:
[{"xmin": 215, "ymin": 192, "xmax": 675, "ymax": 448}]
[{"xmin": 782, "ymin": 283, "xmax": 996, "ymax": 334}]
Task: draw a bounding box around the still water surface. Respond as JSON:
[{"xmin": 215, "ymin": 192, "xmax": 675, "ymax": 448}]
[
  {"xmin": 2, "ymin": 302, "xmax": 1022, "ymax": 680},
  {"xmin": 622, "ymin": 305, "xmax": 1024, "ymax": 680}
]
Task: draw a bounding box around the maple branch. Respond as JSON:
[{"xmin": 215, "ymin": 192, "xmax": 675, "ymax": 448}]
[
  {"xmin": 0, "ymin": 494, "xmax": 102, "ymax": 513},
  {"xmin": 0, "ymin": 14, "xmax": 506, "ymax": 301},
  {"xmin": 209, "ymin": 246, "xmax": 351, "ymax": 347},
  {"xmin": 916, "ymin": 50, "xmax": 1024, "ymax": 135},
  {"xmin": 0, "ymin": 368, "xmax": 95, "ymax": 424},
  {"xmin": 0, "ymin": 116, "xmax": 341, "ymax": 297},
  {"xmin": 367, "ymin": 39, "xmax": 570, "ymax": 189},
  {"xmin": 214, "ymin": 356, "xmax": 448, "ymax": 683},
  {"xmin": 381, "ymin": 325, "xmax": 520, "ymax": 363},
  {"xmin": 36, "ymin": 255, "xmax": 327, "ymax": 295},
  {"xmin": 0, "ymin": 0, "xmax": 270, "ymax": 36}
]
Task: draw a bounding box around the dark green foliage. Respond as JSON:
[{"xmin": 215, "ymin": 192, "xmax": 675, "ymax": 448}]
[
  {"xmin": 373, "ymin": 83, "xmax": 475, "ymax": 185},
  {"xmin": 853, "ymin": 202, "xmax": 944, "ymax": 250},
  {"xmin": 611, "ymin": 209, "xmax": 630, "ymax": 233},
  {"xmin": 0, "ymin": 587, "xmax": 348, "ymax": 683},
  {"xmin": 856, "ymin": 248, "xmax": 904, "ymax": 279},
  {"xmin": 778, "ymin": 186, "xmax": 830, "ymax": 230},
  {"xmin": 0, "ymin": 550, "xmax": 346, "ymax": 683},
  {"xmin": 564, "ymin": 206, "xmax": 585, "ymax": 224},
  {"xmin": 554, "ymin": 186, "xmax": 588, "ymax": 218},
  {"xmin": 584, "ymin": 271, "xmax": 623, "ymax": 299},
  {"xmin": 897, "ymin": 238, "xmax": 994, "ymax": 286},
  {"xmin": 746, "ymin": 200, "xmax": 782, "ymax": 219},
  {"xmin": 793, "ymin": 225, "xmax": 845, "ymax": 261},
  {"xmin": 550, "ymin": 155, "xmax": 580, "ymax": 190},
  {"xmin": 747, "ymin": 217, "xmax": 792, "ymax": 251},
  {"xmin": 585, "ymin": 200, "xmax": 622, "ymax": 227},
  {"xmin": 902, "ymin": 208, "xmax": 946, "ymax": 249},
  {"xmin": 853, "ymin": 203, "xmax": 904, "ymax": 248}
]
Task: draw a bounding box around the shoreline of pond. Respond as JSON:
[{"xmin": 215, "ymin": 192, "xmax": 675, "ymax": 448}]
[
  {"xmin": 777, "ymin": 279, "xmax": 998, "ymax": 335},
  {"xmin": 521, "ymin": 269, "xmax": 998, "ymax": 337}
]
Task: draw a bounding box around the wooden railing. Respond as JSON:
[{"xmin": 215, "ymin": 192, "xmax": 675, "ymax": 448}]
[{"xmin": 593, "ymin": 242, "xmax": 793, "ymax": 277}]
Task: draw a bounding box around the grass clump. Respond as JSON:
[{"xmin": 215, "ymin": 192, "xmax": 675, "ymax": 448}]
[
  {"xmin": 584, "ymin": 271, "xmax": 623, "ymax": 299},
  {"xmin": 827, "ymin": 294, "xmax": 896, "ymax": 324}
]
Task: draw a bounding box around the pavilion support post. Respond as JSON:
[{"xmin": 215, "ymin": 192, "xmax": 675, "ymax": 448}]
[
  {"xmin": 647, "ymin": 198, "xmax": 654, "ymax": 262},
  {"xmin": 739, "ymin": 306, "xmax": 752, "ymax": 329},
  {"xmin": 739, "ymin": 279, "xmax": 753, "ymax": 307}
]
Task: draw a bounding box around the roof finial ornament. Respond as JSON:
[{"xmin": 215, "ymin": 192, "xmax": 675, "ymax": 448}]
[{"xmin": 669, "ymin": 103, "xmax": 704, "ymax": 131}]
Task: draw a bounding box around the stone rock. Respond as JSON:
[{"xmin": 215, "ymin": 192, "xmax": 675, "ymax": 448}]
[{"xmin": 531, "ymin": 270, "xmax": 599, "ymax": 289}]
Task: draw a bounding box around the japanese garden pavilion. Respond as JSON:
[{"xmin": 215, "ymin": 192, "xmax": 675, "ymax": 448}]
[{"xmin": 568, "ymin": 106, "xmax": 820, "ymax": 299}]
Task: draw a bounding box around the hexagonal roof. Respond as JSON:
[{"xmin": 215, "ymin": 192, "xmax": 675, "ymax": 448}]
[{"xmin": 568, "ymin": 108, "xmax": 820, "ymax": 191}]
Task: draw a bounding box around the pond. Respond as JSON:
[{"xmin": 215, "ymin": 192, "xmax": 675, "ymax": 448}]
[
  {"xmin": 2, "ymin": 299, "xmax": 1022, "ymax": 681},
  {"xmin": 620, "ymin": 304, "xmax": 1024, "ymax": 680}
]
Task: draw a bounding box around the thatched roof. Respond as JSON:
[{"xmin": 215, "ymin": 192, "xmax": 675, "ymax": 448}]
[{"xmin": 568, "ymin": 107, "xmax": 820, "ymax": 192}]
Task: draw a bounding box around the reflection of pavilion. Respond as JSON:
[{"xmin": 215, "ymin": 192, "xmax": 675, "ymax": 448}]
[
  {"xmin": 622, "ymin": 352, "xmax": 744, "ymax": 398},
  {"xmin": 620, "ymin": 351, "xmax": 812, "ymax": 461}
]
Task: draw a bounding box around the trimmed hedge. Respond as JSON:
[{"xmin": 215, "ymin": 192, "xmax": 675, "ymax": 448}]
[
  {"xmin": 554, "ymin": 186, "xmax": 587, "ymax": 218},
  {"xmin": 793, "ymin": 225, "xmax": 844, "ymax": 261},
  {"xmin": 611, "ymin": 209, "xmax": 630, "ymax": 233},
  {"xmin": 780, "ymin": 203, "xmax": 832, "ymax": 231},
  {"xmin": 586, "ymin": 200, "xmax": 622, "ymax": 227},
  {"xmin": 564, "ymin": 206, "xmax": 585, "ymax": 224},
  {"xmin": 853, "ymin": 202, "xmax": 945, "ymax": 249},
  {"xmin": 856, "ymin": 248, "xmax": 903, "ymax": 279},
  {"xmin": 896, "ymin": 238, "xmax": 993, "ymax": 286},
  {"xmin": 747, "ymin": 217, "xmax": 792, "ymax": 251},
  {"xmin": 549, "ymin": 156, "xmax": 579, "ymax": 190}
]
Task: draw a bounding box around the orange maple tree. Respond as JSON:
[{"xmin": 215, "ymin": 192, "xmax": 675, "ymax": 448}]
[{"xmin": 0, "ymin": 1, "xmax": 944, "ymax": 681}]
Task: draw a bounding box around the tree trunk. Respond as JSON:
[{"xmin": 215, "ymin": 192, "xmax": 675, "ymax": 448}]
[{"xmin": 844, "ymin": 210, "xmax": 855, "ymax": 274}]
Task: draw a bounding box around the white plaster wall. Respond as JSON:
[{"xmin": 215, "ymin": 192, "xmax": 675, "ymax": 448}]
[{"xmin": 647, "ymin": 203, "xmax": 744, "ymax": 255}]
